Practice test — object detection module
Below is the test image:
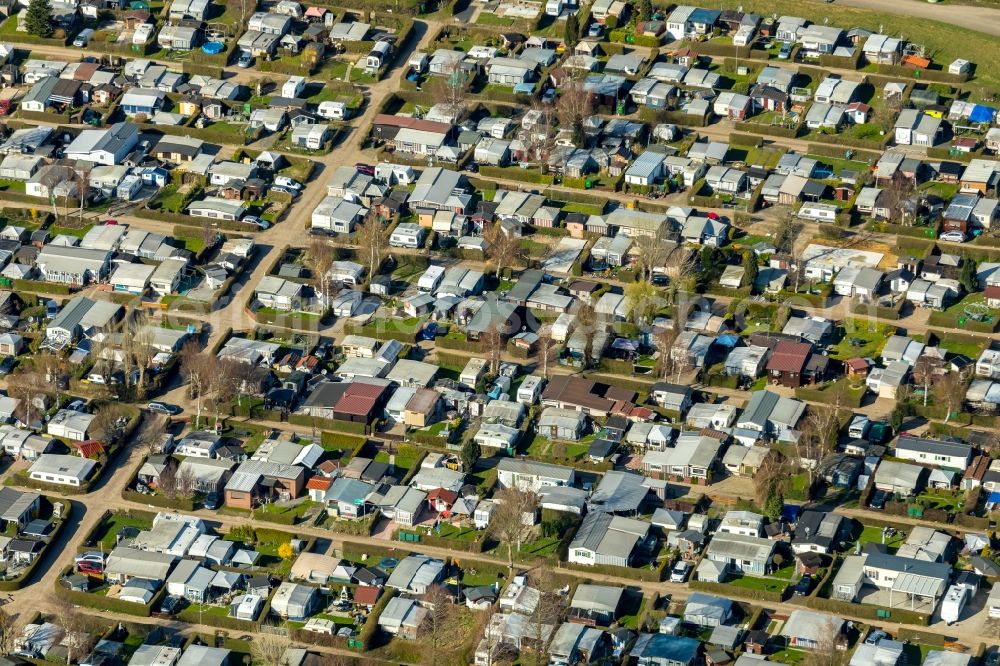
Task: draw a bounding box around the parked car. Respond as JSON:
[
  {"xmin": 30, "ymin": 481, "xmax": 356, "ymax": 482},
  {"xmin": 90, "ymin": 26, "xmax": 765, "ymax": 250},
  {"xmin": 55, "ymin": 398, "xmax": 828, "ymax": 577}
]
[
  {"xmin": 355, "ymin": 163, "xmax": 375, "ymax": 176},
  {"xmin": 159, "ymin": 595, "xmax": 184, "ymax": 616},
  {"xmin": 587, "ymin": 22, "xmax": 603, "ymax": 37},
  {"xmin": 541, "ymin": 87, "xmax": 557, "ymax": 104},
  {"xmin": 237, "ymin": 51, "xmax": 254, "ymax": 68},
  {"xmin": 939, "ymin": 230, "xmax": 967, "ymax": 243},
  {"xmin": 243, "ymin": 215, "xmax": 271, "ymax": 229},
  {"xmin": 778, "ymin": 42, "xmax": 792, "ymax": 59},
  {"xmin": 869, "ymin": 488, "xmax": 888, "ymax": 510},
  {"xmin": 270, "ymin": 185, "xmax": 300, "ymax": 198},
  {"xmin": 73, "ymin": 28, "xmax": 94, "ymax": 47},
  {"xmin": 75, "ymin": 551, "xmax": 105, "ymax": 565},
  {"xmin": 203, "ymin": 492, "xmax": 221, "ymax": 510},
  {"xmin": 147, "ymin": 401, "xmax": 181, "ymax": 415},
  {"xmin": 865, "ymin": 630, "xmax": 888, "ymax": 646},
  {"xmin": 274, "ymin": 175, "xmax": 303, "ymax": 190},
  {"xmin": 67, "ymin": 399, "xmax": 87, "ymax": 412},
  {"xmin": 670, "ymin": 561, "xmax": 691, "ymax": 583},
  {"xmin": 77, "ymin": 561, "xmax": 104, "ymax": 575},
  {"xmin": 421, "ymin": 321, "xmax": 438, "ymax": 341},
  {"xmin": 793, "ymin": 574, "xmax": 813, "ymax": 596}
]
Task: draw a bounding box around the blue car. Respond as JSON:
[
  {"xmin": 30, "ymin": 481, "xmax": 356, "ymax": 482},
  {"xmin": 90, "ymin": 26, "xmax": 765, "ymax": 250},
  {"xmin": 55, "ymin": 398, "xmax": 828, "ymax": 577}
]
[{"xmin": 421, "ymin": 322, "xmax": 438, "ymax": 341}]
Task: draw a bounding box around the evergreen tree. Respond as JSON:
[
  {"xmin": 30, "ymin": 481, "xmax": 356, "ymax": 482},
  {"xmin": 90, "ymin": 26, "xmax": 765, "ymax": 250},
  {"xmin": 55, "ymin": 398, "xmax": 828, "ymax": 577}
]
[
  {"xmin": 743, "ymin": 251, "xmax": 758, "ymax": 289},
  {"xmin": 960, "ymin": 256, "xmax": 978, "ymax": 293},
  {"xmin": 763, "ymin": 481, "xmax": 783, "ymax": 520},
  {"xmin": 565, "ymin": 12, "xmax": 579, "ymax": 49},
  {"xmin": 461, "ymin": 438, "xmax": 481, "ymax": 472},
  {"xmin": 637, "ymin": 0, "xmax": 653, "ymax": 22},
  {"xmin": 25, "ymin": 0, "xmax": 53, "ymax": 37}
]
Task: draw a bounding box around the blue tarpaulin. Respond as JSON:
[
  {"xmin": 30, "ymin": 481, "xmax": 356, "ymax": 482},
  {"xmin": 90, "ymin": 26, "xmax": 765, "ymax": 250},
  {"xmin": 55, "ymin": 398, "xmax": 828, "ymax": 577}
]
[
  {"xmin": 714, "ymin": 334, "xmax": 740, "ymax": 348},
  {"xmin": 970, "ymin": 105, "xmax": 996, "ymax": 124}
]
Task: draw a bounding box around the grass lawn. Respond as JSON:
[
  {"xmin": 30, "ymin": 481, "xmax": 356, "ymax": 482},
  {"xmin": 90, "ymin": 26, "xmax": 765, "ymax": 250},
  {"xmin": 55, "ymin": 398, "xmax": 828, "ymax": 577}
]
[
  {"xmin": 374, "ymin": 444, "xmax": 420, "ymax": 478},
  {"xmin": 434, "ymin": 522, "xmax": 482, "ymax": 541},
  {"xmin": 515, "ymin": 535, "xmax": 562, "ymax": 558},
  {"xmin": 744, "ymin": 145, "xmax": 786, "ymax": 169},
  {"xmin": 259, "ymin": 500, "xmax": 316, "ymax": 519},
  {"xmin": 561, "ymin": 201, "xmax": 605, "ymax": 216},
  {"xmin": 922, "ymin": 182, "xmax": 960, "ymax": 200},
  {"xmin": 936, "ymin": 333, "xmax": 989, "ymax": 358},
  {"xmin": 90, "ymin": 512, "xmax": 154, "ymax": 549},
  {"xmin": 723, "ymin": 0, "xmax": 1000, "ymax": 91},
  {"xmin": 0, "ymin": 178, "xmax": 25, "ymax": 193},
  {"xmin": 772, "ymin": 648, "xmax": 807, "ymax": 665},
  {"xmin": 49, "ymin": 222, "xmax": 94, "ymax": 238},
  {"xmin": 150, "ymin": 184, "xmax": 187, "ymax": 213},
  {"xmin": 414, "ymin": 421, "xmax": 449, "ymax": 438},
  {"xmin": 476, "ymin": 12, "xmax": 515, "ymax": 26},
  {"xmin": 828, "ymin": 319, "xmax": 896, "ymax": 360},
  {"xmin": 728, "ymin": 575, "xmax": 788, "ymax": 594},
  {"xmin": 855, "ymin": 524, "xmax": 905, "ymax": 552},
  {"xmin": 915, "ymin": 488, "xmax": 965, "ymax": 512},
  {"xmin": 806, "ymin": 154, "xmax": 877, "ymax": 179}
]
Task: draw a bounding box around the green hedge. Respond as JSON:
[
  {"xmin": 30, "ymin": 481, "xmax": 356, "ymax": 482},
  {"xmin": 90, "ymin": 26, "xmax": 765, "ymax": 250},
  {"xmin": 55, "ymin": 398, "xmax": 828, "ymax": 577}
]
[
  {"xmin": 13, "ymin": 279, "xmax": 73, "ymax": 295},
  {"xmin": 286, "ymin": 413, "xmax": 369, "ymax": 434},
  {"xmin": 689, "ymin": 579, "xmax": 786, "ymax": 603},
  {"xmin": 394, "ymin": 528, "xmax": 487, "ymax": 553},
  {"xmin": 54, "ymin": 566, "xmax": 163, "ymax": 617},
  {"xmin": 359, "ymin": 587, "xmax": 396, "ymax": 649},
  {"xmin": 796, "ymin": 593, "xmax": 930, "ymax": 626},
  {"xmin": 122, "ymin": 489, "xmax": 196, "ymax": 512},
  {"xmin": 733, "ymin": 121, "xmax": 801, "ymax": 139},
  {"xmin": 343, "ymin": 319, "xmax": 423, "ymax": 344},
  {"xmin": 177, "ymin": 606, "xmax": 258, "ymax": 631},
  {"xmin": 928, "ymin": 310, "xmax": 999, "ymax": 333},
  {"xmin": 328, "ymin": 510, "xmax": 381, "ymax": 536},
  {"xmin": 320, "ymin": 431, "xmax": 367, "ymax": 450},
  {"xmin": 0, "ymin": 500, "xmax": 70, "ymax": 591},
  {"xmin": 564, "ymin": 558, "xmax": 667, "ymax": 582}
]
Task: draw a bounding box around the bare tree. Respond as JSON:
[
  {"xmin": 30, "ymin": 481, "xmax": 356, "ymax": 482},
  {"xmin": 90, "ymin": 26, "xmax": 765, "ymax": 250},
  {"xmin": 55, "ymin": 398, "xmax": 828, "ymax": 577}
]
[
  {"xmin": 880, "ymin": 171, "xmax": 916, "ymax": 225},
  {"xmin": 573, "ymin": 302, "xmax": 600, "ymax": 369},
  {"xmin": 356, "ymin": 211, "xmax": 389, "ymax": 282},
  {"xmin": 482, "ymin": 323, "xmax": 503, "ymax": 376},
  {"xmin": 660, "ymin": 249, "xmax": 697, "ymax": 306},
  {"xmin": 307, "ymin": 237, "xmax": 336, "ymax": 312},
  {"xmin": 555, "ymin": 77, "xmax": 593, "ymax": 146},
  {"xmin": 800, "ymin": 620, "xmax": 848, "ymax": 666},
  {"xmin": 54, "ymin": 597, "xmax": 95, "ymax": 665},
  {"xmin": 75, "ymin": 167, "xmax": 91, "ymax": 224},
  {"xmin": 89, "ymin": 336, "xmax": 116, "ymax": 386},
  {"xmin": 8, "ymin": 368, "xmax": 48, "ymax": 428},
  {"xmin": 797, "ymin": 400, "xmax": 844, "ymax": 487},
  {"xmin": 633, "ymin": 226, "xmax": 673, "ymax": 282},
  {"xmin": 180, "ymin": 340, "xmax": 214, "ymax": 428},
  {"xmin": 753, "ymin": 451, "xmax": 789, "ymax": 507},
  {"xmin": 772, "ymin": 211, "xmax": 802, "ymax": 256},
  {"xmin": 90, "ymin": 403, "xmax": 131, "ymax": 445},
  {"xmin": 488, "ymin": 487, "xmax": 538, "ymax": 570},
  {"xmin": 653, "ymin": 324, "xmax": 680, "ymax": 382},
  {"xmin": 474, "ymin": 605, "xmax": 516, "ymax": 666},
  {"xmin": 420, "ymin": 584, "xmax": 455, "ymax": 665},
  {"xmin": 484, "ymin": 222, "xmax": 523, "ymax": 278},
  {"xmin": 430, "ymin": 55, "xmax": 469, "ymax": 118},
  {"xmin": 934, "ymin": 370, "xmax": 968, "ymax": 422},
  {"xmin": 526, "ymin": 566, "xmax": 564, "ymax": 666},
  {"xmin": 137, "ymin": 413, "xmax": 169, "ymax": 457},
  {"xmin": 209, "ymin": 357, "xmax": 242, "ymax": 425},
  {"xmin": 177, "ymin": 465, "xmax": 197, "ymax": 498},
  {"xmin": 536, "ymin": 326, "xmax": 555, "ymax": 379},
  {"xmin": 127, "ymin": 312, "xmax": 155, "ymax": 398},
  {"xmin": 34, "ymin": 351, "xmax": 65, "ymax": 408},
  {"xmin": 0, "ymin": 608, "xmax": 19, "ymax": 657},
  {"xmin": 158, "ymin": 461, "xmax": 178, "ymax": 499},
  {"xmin": 249, "ymin": 633, "xmax": 290, "ymax": 666}
]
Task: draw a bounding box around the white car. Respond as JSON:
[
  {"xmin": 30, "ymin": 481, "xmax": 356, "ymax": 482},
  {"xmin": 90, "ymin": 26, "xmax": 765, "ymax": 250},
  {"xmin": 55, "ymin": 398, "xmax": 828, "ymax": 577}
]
[
  {"xmin": 670, "ymin": 561, "xmax": 691, "ymax": 583},
  {"xmin": 939, "ymin": 231, "xmax": 967, "ymax": 243},
  {"xmin": 274, "ymin": 175, "xmax": 302, "ymax": 190}
]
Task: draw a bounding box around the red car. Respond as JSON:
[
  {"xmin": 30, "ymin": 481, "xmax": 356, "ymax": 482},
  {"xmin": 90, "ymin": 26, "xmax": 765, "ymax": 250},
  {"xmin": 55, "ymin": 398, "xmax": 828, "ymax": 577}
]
[
  {"xmin": 77, "ymin": 561, "xmax": 103, "ymax": 576},
  {"xmin": 355, "ymin": 163, "xmax": 375, "ymax": 176},
  {"xmin": 105, "ymin": 219, "xmax": 118, "ymax": 225}
]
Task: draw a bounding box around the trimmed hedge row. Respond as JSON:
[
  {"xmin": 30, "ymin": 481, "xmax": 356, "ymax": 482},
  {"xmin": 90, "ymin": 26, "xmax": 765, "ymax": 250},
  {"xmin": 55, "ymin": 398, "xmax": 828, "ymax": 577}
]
[
  {"xmin": 122, "ymin": 489, "xmax": 196, "ymax": 512},
  {"xmin": 689, "ymin": 578, "xmax": 786, "ymax": 603},
  {"xmin": 563, "ymin": 558, "xmax": 667, "ymax": 582},
  {"xmin": 177, "ymin": 606, "xmax": 258, "ymax": 631},
  {"xmin": 733, "ymin": 120, "xmax": 801, "ymax": 138},
  {"xmin": 795, "ymin": 592, "xmax": 930, "ymax": 626},
  {"xmin": 13, "ymin": 279, "xmax": 73, "ymax": 295},
  {"xmin": 0, "ymin": 500, "xmax": 71, "ymax": 591},
  {"xmin": 54, "ymin": 566, "xmax": 164, "ymax": 617}
]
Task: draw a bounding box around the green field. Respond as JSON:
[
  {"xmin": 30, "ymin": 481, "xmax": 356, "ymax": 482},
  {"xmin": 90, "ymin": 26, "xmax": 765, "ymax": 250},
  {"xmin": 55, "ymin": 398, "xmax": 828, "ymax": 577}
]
[{"xmin": 722, "ymin": 0, "xmax": 1000, "ymax": 92}]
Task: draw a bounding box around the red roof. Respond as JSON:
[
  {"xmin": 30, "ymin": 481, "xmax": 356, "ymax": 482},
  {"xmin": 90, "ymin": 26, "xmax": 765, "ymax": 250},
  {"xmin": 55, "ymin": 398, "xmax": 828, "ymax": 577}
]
[
  {"xmin": 74, "ymin": 440, "xmax": 104, "ymax": 459},
  {"xmin": 845, "ymin": 357, "xmax": 870, "ymax": 371},
  {"xmin": 354, "ymin": 585, "xmax": 382, "ymax": 605},
  {"xmin": 427, "ymin": 488, "xmax": 458, "ymax": 505},
  {"xmin": 335, "ymin": 382, "xmax": 388, "ymax": 416},
  {"xmin": 985, "ymin": 285, "xmax": 1000, "ymax": 300},
  {"xmin": 766, "ymin": 340, "xmax": 811, "ymax": 373},
  {"xmin": 306, "ymin": 476, "xmax": 332, "ymax": 491}
]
